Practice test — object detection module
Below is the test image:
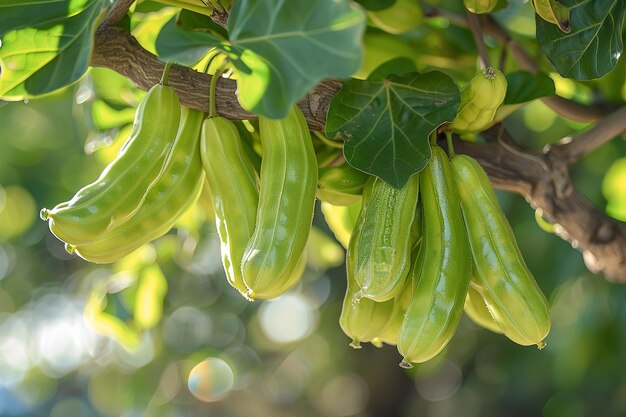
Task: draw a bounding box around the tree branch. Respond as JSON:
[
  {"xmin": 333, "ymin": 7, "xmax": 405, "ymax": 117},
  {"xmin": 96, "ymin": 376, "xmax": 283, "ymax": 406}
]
[
  {"xmin": 208, "ymin": 7, "xmax": 229, "ymax": 28},
  {"xmin": 91, "ymin": 25, "xmax": 338, "ymax": 130},
  {"xmin": 547, "ymin": 106, "xmax": 626, "ymax": 165},
  {"xmin": 466, "ymin": 11, "xmax": 491, "ymax": 69},
  {"xmin": 101, "ymin": 0, "xmax": 135, "ymax": 27},
  {"xmin": 90, "ymin": 12, "xmax": 626, "ymax": 282}
]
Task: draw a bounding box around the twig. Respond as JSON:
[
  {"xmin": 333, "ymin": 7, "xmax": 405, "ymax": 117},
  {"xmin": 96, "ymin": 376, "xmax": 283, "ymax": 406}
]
[
  {"xmin": 466, "ymin": 12, "xmax": 490, "ymax": 69},
  {"xmin": 548, "ymin": 106, "xmax": 626, "ymax": 164},
  {"xmin": 540, "ymin": 96, "xmax": 614, "ymax": 123}
]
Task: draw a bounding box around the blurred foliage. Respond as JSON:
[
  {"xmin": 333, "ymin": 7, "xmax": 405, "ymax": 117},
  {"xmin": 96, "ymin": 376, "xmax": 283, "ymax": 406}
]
[{"xmin": 0, "ymin": 4, "xmax": 626, "ymax": 417}]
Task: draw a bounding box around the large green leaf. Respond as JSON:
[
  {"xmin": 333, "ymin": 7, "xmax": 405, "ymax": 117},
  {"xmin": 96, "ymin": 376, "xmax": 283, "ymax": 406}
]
[
  {"xmin": 326, "ymin": 71, "xmax": 460, "ymax": 189},
  {"xmin": 155, "ymin": 14, "xmax": 222, "ymax": 65},
  {"xmin": 0, "ymin": 0, "xmax": 104, "ymax": 100},
  {"xmin": 536, "ymin": 0, "xmax": 625, "ymax": 80},
  {"xmin": 227, "ymin": 0, "xmax": 366, "ymax": 119},
  {"xmin": 504, "ymin": 71, "xmax": 555, "ymax": 104},
  {"xmin": 156, "ymin": 0, "xmax": 365, "ymax": 118},
  {"xmin": 0, "ymin": 0, "xmax": 97, "ymax": 34}
]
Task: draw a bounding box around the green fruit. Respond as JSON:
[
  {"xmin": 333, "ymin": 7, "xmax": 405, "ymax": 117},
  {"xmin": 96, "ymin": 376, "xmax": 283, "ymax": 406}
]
[
  {"xmin": 350, "ymin": 174, "xmax": 419, "ymax": 302},
  {"xmin": 449, "ymin": 67, "xmax": 507, "ymax": 134},
  {"xmin": 71, "ymin": 108, "xmax": 205, "ymax": 263},
  {"xmin": 398, "ymin": 145, "xmax": 471, "ymax": 367},
  {"xmin": 463, "ymin": 0, "xmax": 498, "ymax": 14},
  {"xmin": 201, "ymin": 116, "xmax": 259, "ymax": 298},
  {"xmin": 464, "ymin": 281, "xmax": 502, "ymax": 334},
  {"xmin": 451, "ymin": 154, "xmax": 551, "ymax": 348},
  {"xmin": 340, "ymin": 214, "xmax": 395, "ymax": 348},
  {"xmin": 317, "ymin": 162, "xmax": 369, "ymax": 206},
  {"xmin": 241, "ymin": 106, "xmax": 318, "ymax": 300},
  {"xmin": 42, "ymin": 82, "xmax": 181, "ymax": 245}
]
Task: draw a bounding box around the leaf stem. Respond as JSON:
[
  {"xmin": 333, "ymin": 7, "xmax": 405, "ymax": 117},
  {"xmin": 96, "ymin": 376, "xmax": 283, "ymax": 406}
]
[
  {"xmin": 209, "ymin": 63, "xmax": 229, "ymax": 118},
  {"xmin": 313, "ymin": 131, "xmax": 344, "ymax": 149},
  {"xmin": 446, "ymin": 131, "xmax": 455, "ymax": 156},
  {"xmin": 160, "ymin": 62, "xmax": 173, "ymax": 85}
]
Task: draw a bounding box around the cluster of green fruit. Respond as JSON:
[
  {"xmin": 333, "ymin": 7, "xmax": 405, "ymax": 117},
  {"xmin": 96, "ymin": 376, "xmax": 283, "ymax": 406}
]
[
  {"xmin": 41, "ymin": 62, "xmax": 550, "ymax": 366},
  {"xmin": 41, "ymin": 72, "xmax": 206, "ymax": 263},
  {"xmin": 321, "ymin": 67, "xmax": 550, "ymax": 367},
  {"xmin": 41, "ymin": 66, "xmax": 319, "ymax": 301},
  {"xmin": 324, "ymin": 145, "xmax": 550, "ymax": 368}
]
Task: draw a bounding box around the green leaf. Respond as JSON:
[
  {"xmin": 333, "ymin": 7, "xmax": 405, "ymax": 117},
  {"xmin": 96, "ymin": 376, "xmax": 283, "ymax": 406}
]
[
  {"xmin": 227, "ymin": 0, "xmax": 366, "ymax": 119},
  {"xmin": 368, "ymin": 57, "xmax": 417, "ymax": 81},
  {"xmin": 134, "ymin": 264, "xmax": 168, "ymax": 330},
  {"xmin": 0, "ymin": 0, "xmax": 95, "ymax": 34},
  {"xmin": 536, "ymin": 0, "xmax": 625, "ymax": 80},
  {"xmin": 91, "ymin": 67, "xmax": 145, "ymax": 107},
  {"xmin": 503, "ymin": 71, "xmax": 556, "ymax": 104},
  {"xmin": 92, "ymin": 99, "xmax": 136, "ymax": 130},
  {"xmin": 326, "ymin": 70, "xmax": 460, "ymax": 188},
  {"xmin": 355, "ymin": 0, "xmax": 396, "ymax": 11},
  {"xmin": 155, "ymin": 15, "xmax": 222, "ymax": 65},
  {"xmin": 0, "ymin": 0, "xmax": 104, "ymax": 100},
  {"xmin": 178, "ymin": 9, "xmax": 228, "ymax": 39}
]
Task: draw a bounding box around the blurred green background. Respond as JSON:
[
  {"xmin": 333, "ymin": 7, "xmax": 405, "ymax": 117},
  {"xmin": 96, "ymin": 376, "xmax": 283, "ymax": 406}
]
[{"xmin": 2, "ymin": 2, "xmax": 626, "ymax": 415}]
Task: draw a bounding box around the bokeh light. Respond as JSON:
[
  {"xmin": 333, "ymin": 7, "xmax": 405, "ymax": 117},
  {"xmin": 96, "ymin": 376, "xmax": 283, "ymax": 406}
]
[
  {"xmin": 188, "ymin": 357, "xmax": 234, "ymax": 402},
  {"xmin": 522, "ymin": 101, "xmax": 557, "ymax": 133},
  {"xmin": 164, "ymin": 306, "xmax": 213, "ymax": 352},
  {"xmin": 318, "ymin": 373, "xmax": 368, "ymax": 416},
  {"xmin": 49, "ymin": 398, "xmax": 95, "ymax": 417},
  {"xmin": 259, "ymin": 293, "xmax": 318, "ymax": 344},
  {"xmin": 602, "ymin": 157, "xmax": 626, "ymax": 221},
  {"xmin": 415, "ymin": 359, "xmax": 463, "ymax": 402},
  {"xmin": 0, "ymin": 185, "xmax": 36, "ymax": 241},
  {"xmin": 0, "ymin": 244, "xmax": 16, "ymax": 281}
]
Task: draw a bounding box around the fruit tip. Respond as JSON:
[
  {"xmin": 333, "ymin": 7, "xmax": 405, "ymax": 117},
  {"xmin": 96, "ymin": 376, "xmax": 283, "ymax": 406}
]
[
  {"xmin": 399, "ymin": 359, "xmax": 413, "ymax": 369},
  {"xmin": 349, "ymin": 340, "xmax": 362, "ymax": 349},
  {"xmin": 64, "ymin": 243, "xmax": 76, "ymax": 254}
]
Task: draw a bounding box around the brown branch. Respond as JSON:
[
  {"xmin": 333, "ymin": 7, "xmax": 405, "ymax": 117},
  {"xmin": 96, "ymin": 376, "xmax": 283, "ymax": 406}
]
[
  {"xmin": 101, "ymin": 0, "xmax": 135, "ymax": 27},
  {"xmin": 450, "ymin": 129, "xmax": 626, "ymax": 282},
  {"xmin": 547, "ymin": 106, "xmax": 626, "ymax": 165},
  {"xmin": 209, "ymin": 7, "xmax": 229, "ymax": 28},
  {"xmin": 91, "ymin": 25, "xmax": 338, "ymax": 130},
  {"xmin": 466, "ymin": 11, "xmax": 491, "ymax": 69},
  {"xmin": 90, "ymin": 12, "xmax": 626, "ymax": 282}
]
